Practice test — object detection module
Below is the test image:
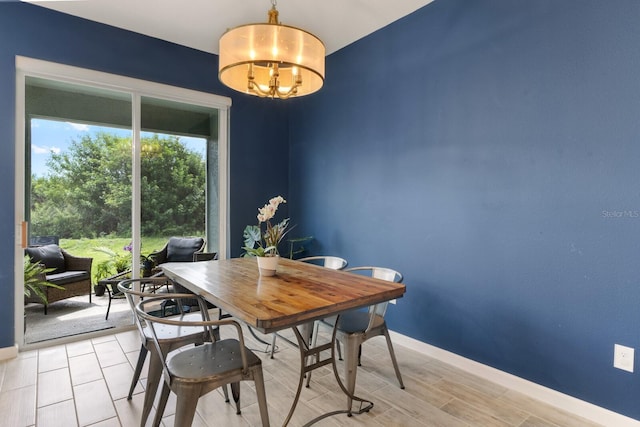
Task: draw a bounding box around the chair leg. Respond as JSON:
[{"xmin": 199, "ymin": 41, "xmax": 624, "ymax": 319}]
[
  {"xmin": 151, "ymin": 382, "xmax": 171, "ymax": 427},
  {"xmin": 382, "ymin": 326, "xmax": 405, "ymax": 389},
  {"xmin": 141, "ymin": 346, "xmax": 163, "ymax": 426},
  {"xmin": 230, "ymin": 382, "xmax": 241, "ymax": 414},
  {"xmin": 174, "ymin": 385, "xmax": 202, "ymax": 427},
  {"xmin": 343, "ymin": 335, "xmax": 361, "ymax": 415},
  {"xmin": 270, "ymin": 333, "xmax": 277, "ymax": 359},
  {"xmin": 252, "ymin": 366, "xmax": 271, "ymax": 426},
  {"xmin": 105, "ymin": 290, "xmax": 112, "ymax": 320},
  {"xmin": 128, "ymin": 344, "xmax": 148, "ymax": 400}
]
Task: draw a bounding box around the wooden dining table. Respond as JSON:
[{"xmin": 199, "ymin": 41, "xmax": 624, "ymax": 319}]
[{"xmin": 161, "ymin": 256, "xmax": 406, "ymax": 426}]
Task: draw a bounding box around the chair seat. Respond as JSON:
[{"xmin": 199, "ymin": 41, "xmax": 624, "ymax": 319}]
[
  {"xmin": 324, "ymin": 311, "xmax": 385, "ymax": 334},
  {"xmin": 167, "ymin": 339, "xmax": 261, "ymax": 381}
]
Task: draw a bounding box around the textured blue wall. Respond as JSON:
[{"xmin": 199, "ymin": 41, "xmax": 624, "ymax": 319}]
[
  {"xmin": 0, "ymin": 3, "xmax": 288, "ymax": 346},
  {"xmin": 289, "ymin": 0, "xmax": 640, "ymax": 420}
]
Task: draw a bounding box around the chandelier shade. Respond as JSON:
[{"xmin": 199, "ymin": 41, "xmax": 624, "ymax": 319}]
[{"xmin": 218, "ymin": 5, "xmax": 325, "ymax": 99}]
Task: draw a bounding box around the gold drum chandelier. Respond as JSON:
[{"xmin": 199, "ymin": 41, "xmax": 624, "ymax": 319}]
[{"xmin": 218, "ymin": 0, "xmax": 325, "ymax": 99}]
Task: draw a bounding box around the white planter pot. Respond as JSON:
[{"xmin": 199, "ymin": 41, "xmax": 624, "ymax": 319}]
[{"xmin": 256, "ymin": 255, "xmax": 280, "ymax": 276}]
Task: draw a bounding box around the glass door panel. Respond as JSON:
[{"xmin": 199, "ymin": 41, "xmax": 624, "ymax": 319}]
[
  {"xmin": 25, "ymin": 76, "xmax": 133, "ymax": 343},
  {"xmin": 140, "ymin": 96, "xmax": 219, "ymax": 258}
]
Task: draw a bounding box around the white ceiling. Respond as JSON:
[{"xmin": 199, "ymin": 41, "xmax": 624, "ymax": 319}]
[{"xmin": 23, "ymin": 0, "xmax": 434, "ymax": 55}]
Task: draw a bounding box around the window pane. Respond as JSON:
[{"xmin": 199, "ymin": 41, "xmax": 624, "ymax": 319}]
[{"xmin": 26, "ymin": 75, "xmax": 133, "ymax": 251}]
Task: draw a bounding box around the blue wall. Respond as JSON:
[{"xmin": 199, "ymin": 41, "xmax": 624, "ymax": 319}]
[
  {"xmin": 289, "ymin": 0, "xmax": 640, "ymax": 420},
  {"xmin": 0, "ymin": 3, "xmax": 288, "ymax": 346}
]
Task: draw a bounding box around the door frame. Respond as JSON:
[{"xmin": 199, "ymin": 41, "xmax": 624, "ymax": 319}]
[{"xmin": 14, "ymin": 56, "xmax": 231, "ymax": 347}]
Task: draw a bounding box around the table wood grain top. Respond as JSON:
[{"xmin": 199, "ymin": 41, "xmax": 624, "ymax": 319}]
[{"xmin": 161, "ymin": 257, "xmax": 406, "ymax": 334}]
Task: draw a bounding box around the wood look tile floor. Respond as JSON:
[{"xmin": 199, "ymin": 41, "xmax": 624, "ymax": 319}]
[{"xmin": 0, "ymin": 321, "xmax": 603, "ymax": 427}]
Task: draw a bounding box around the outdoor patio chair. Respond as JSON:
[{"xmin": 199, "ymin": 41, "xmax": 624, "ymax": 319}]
[
  {"xmin": 148, "ymin": 236, "xmax": 207, "ymax": 264},
  {"xmin": 24, "ymin": 244, "xmax": 93, "ymax": 314},
  {"xmin": 146, "ymin": 236, "xmax": 220, "ymax": 310}
]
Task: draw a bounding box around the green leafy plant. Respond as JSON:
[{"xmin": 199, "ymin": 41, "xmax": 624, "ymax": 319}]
[
  {"xmin": 93, "ymin": 243, "xmax": 158, "ymax": 283},
  {"xmin": 23, "ymin": 255, "xmax": 62, "ymax": 304},
  {"xmin": 93, "ymin": 257, "xmax": 115, "ymax": 283},
  {"xmin": 92, "ymin": 246, "xmax": 131, "ymax": 282},
  {"xmin": 242, "ymin": 196, "xmax": 293, "ymax": 257}
]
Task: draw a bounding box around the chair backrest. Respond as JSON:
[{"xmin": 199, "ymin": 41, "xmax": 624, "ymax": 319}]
[
  {"xmin": 165, "ymin": 237, "xmax": 206, "ymax": 262},
  {"xmin": 344, "ymin": 266, "xmax": 403, "ymax": 322},
  {"xmin": 118, "ymin": 278, "xmax": 172, "ymax": 342},
  {"xmin": 298, "ymin": 256, "xmax": 348, "ymax": 270},
  {"xmin": 345, "ymin": 266, "xmax": 403, "ymax": 283},
  {"xmin": 117, "ymin": 278, "xmax": 210, "ymax": 342},
  {"xmin": 25, "ymin": 244, "xmax": 66, "ymax": 274}
]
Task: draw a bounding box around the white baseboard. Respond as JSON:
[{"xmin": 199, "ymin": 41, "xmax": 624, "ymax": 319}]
[
  {"xmin": 389, "ymin": 331, "xmax": 640, "ymax": 427},
  {"xmin": 0, "ymin": 344, "xmax": 19, "ymax": 361}
]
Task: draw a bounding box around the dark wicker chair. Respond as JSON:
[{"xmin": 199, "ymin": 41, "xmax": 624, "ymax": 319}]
[
  {"xmin": 151, "ymin": 237, "xmax": 217, "ymax": 311},
  {"xmin": 148, "ymin": 236, "xmax": 207, "ymax": 264},
  {"xmin": 25, "ymin": 244, "xmax": 93, "ymax": 314}
]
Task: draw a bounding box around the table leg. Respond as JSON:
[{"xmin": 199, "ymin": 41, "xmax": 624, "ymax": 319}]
[
  {"xmin": 282, "ymin": 324, "xmax": 322, "ymax": 426},
  {"xmin": 281, "ymin": 317, "xmax": 373, "ymax": 427}
]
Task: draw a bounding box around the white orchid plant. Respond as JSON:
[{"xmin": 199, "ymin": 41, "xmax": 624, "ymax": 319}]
[{"xmin": 243, "ymin": 196, "xmax": 292, "ymax": 257}]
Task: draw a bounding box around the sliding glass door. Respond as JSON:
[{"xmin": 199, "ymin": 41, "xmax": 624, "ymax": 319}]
[{"xmin": 16, "ymin": 57, "xmax": 230, "ymax": 346}]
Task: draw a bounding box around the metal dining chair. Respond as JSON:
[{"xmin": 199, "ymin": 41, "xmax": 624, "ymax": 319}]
[
  {"xmin": 117, "ymin": 278, "xmax": 227, "ymax": 427},
  {"xmin": 297, "ymin": 256, "xmax": 348, "ymax": 270},
  {"xmin": 308, "ymin": 266, "xmax": 405, "ymax": 412},
  {"xmin": 136, "ymin": 294, "xmax": 271, "ymax": 427},
  {"xmin": 269, "ymin": 256, "xmax": 348, "ymax": 358}
]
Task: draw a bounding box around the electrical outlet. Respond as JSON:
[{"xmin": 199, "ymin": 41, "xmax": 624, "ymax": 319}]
[{"xmin": 614, "ymin": 344, "xmax": 634, "ymax": 372}]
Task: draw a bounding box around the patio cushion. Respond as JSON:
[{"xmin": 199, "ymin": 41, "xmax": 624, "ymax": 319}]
[
  {"xmin": 25, "ymin": 244, "xmax": 66, "ymax": 274},
  {"xmin": 46, "ymin": 270, "xmax": 90, "ymax": 286}
]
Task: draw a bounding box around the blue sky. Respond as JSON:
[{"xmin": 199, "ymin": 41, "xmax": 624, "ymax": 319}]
[{"xmin": 30, "ymin": 119, "xmax": 206, "ymax": 177}]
